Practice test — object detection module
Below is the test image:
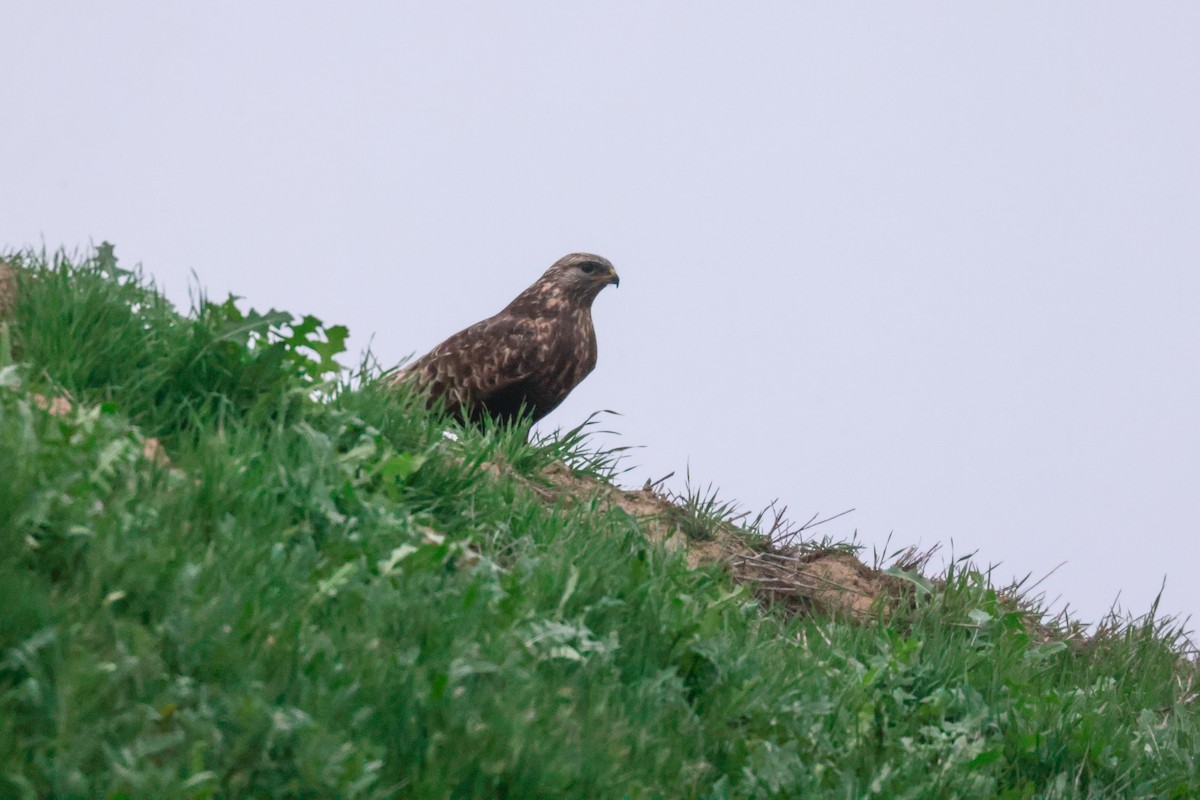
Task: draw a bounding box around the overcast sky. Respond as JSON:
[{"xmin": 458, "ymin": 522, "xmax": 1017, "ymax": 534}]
[{"xmin": 4, "ymin": 2, "xmax": 1198, "ymax": 627}]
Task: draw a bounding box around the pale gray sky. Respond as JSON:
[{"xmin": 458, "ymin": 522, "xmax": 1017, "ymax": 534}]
[{"xmin": 4, "ymin": 2, "xmax": 1198, "ymax": 626}]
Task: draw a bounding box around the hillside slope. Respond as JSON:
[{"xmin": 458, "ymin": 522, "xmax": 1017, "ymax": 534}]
[{"xmin": 1, "ymin": 247, "xmax": 1197, "ymax": 799}]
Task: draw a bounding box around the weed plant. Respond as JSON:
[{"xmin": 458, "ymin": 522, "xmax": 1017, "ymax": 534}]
[{"xmin": 0, "ymin": 247, "xmax": 1197, "ymax": 798}]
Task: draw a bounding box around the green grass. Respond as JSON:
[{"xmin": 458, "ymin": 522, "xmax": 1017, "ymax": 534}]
[{"xmin": 1, "ymin": 246, "xmax": 1197, "ymax": 799}]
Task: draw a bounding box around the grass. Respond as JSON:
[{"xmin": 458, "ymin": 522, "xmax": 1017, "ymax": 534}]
[{"xmin": 1, "ymin": 245, "xmax": 1197, "ymax": 799}]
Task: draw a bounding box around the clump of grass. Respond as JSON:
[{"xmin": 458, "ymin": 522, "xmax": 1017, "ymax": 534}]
[
  {"xmin": 669, "ymin": 469, "xmax": 751, "ymax": 542},
  {"xmin": 530, "ymin": 410, "xmax": 636, "ymax": 481},
  {"xmin": 1, "ymin": 245, "xmax": 1197, "ymax": 799},
  {"xmin": 11, "ymin": 243, "xmax": 347, "ymax": 440}
]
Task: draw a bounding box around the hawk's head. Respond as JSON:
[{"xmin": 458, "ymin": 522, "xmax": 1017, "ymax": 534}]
[
  {"xmin": 543, "ymin": 253, "xmax": 620, "ymax": 302},
  {"xmin": 507, "ymin": 252, "xmax": 619, "ymax": 315}
]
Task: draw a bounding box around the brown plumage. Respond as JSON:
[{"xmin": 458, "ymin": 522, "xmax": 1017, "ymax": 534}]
[{"xmin": 391, "ymin": 252, "xmax": 620, "ymax": 425}]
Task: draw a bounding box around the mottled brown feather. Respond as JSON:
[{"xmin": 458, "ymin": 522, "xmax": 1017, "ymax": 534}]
[{"xmin": 391, "ymin": 252, "xmax": 618, "ymax": 425}]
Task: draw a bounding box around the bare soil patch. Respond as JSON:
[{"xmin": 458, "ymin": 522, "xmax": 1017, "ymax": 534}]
[{"xmin": 532, "ymin": 462, "xmax": 907, "ymax": 620}]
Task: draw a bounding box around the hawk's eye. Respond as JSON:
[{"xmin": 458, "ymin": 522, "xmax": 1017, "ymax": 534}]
[{"xmin": 579, "ymin": 263, "xmax": 596, "ymax": 274}]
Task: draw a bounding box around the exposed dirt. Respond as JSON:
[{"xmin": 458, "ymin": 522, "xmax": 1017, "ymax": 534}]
[
  {"xmin": 31, "ymin": 391, "xmax": 175, "ymax": 469},
  {"xmin": 31, "ymin": 392, "xmax": 74, "ymax": 417},
  {"xmin": 0, "ymin": 260, "xmax": 16, "ymax": 321},
  {"xmin": 531, "ymin": 461, "xmax": 907, "ymax": 620},
  {"xmin": 730, "ymin": 549, "xmax": 896, "ymax": 619}
]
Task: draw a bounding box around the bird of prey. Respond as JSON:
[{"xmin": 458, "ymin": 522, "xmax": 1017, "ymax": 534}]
[{"xmin": 391, "ymin": 252, "xmax": 619, "ymax": 425}]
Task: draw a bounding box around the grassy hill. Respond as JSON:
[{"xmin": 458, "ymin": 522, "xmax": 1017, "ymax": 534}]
[{"xmin": 1, "ymin": 246, "xmax": 1197, "ymax": 799}]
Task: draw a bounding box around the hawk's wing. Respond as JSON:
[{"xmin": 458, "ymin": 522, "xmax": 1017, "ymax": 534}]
[{"xmin": 399, "ymin": 313, "xmax": 548, "ymax": 420}]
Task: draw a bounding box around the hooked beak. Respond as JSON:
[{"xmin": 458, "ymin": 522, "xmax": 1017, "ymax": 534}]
[{"xmin": 607, "ymin": 267, "xmax": 620, "ymax": 288}]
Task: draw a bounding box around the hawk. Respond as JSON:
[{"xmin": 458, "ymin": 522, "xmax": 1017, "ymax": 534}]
[{"xmin": 391, "ymin": 252, "xmax": 619, "ymax": 425}]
